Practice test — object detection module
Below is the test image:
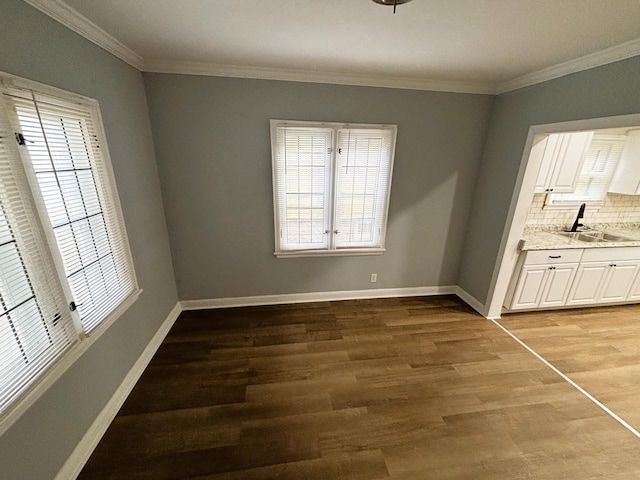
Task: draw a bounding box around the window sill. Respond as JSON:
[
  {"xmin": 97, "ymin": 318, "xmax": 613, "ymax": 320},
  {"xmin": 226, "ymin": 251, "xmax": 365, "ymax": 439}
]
[
  {"xmin": 0, "ymin": 288, "xmax": 142, "ymax": 436},
  {"xmin": 275, "ymin": 248, "xmax": 386, "ymax": 258}
]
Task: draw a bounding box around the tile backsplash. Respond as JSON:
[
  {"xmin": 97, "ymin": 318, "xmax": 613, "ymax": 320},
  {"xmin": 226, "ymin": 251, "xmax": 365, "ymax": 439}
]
[{"xmin": 526, "ymin": 193, "xmax": 640, "ymax": 227}]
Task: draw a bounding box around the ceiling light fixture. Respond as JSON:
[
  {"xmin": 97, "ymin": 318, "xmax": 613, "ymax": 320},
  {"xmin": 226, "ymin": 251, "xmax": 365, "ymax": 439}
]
[{"xmin": 372, "ymin": 0, "xmax": 413, "ymax": 14}]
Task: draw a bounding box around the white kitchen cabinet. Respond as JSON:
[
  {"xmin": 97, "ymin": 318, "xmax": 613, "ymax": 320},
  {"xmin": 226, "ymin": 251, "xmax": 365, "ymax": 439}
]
[
  {"xmin": 509, "ymin": 263, "xmax": 578, "ymax": 310},
  {"xmin": 627, "ymin": 267, "xmax": 640, "ymax": 300},
  {"xmin": 566, "ymin": 260, "xmax": 640, "ymax": 305},
  {"xmin": 566, "ymin": 262, "xmax": 609, "ymax": 305},
  {"xmin": 608, "ymin": 131, "xmax": 640, "ymax": 195},
  {"xmin": 534, "ymin": 132, "xmax": 594, "ymax": 194},
  {"xmin": 599, "ymin": 261, "xmax": 640, "ymax": 303},
  {"xmin": 539, "ymin": 263, "xmax": 579, "ymax": 307},
  {"xmin": 509, "ymin": 265, "xmax": 548, "ymax": 309}
]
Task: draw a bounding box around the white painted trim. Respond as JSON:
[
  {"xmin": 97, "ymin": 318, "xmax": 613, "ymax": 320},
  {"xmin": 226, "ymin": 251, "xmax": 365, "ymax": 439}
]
[
  {"xmin": 142, "ymin": 59, "xmax": 495, "ymax": 95},
  {"xmin": 0, "ymin": 289, "xmax": 142, "ymax": 436},
  {"xmin": 53, "ymin": 301, "xmax": 182, "ymax": 480},
  {"xmin": 22, "ymin": 0, "xmax": 144, "ymax": 70},
  {"xmin": 490, "ymin": 317, "xmax": 640, "ymax": 439},
  {"xmin": 19, "ymin": 0, "xmax": 640, "ymax": 95},
  {"xmin": 181, "ymin": 286, "xmax": 458, "ymax": 310},
  {"xmin": 485, "ymin": 114, "xmax": 640, "ymax": 320},
  {"xmin": 454, "ymin": 286, "xmax": 489, "ymax": 317},
  {"xmin": 497, "ymin": 37, "xmax": 640, "ymax": 94}
]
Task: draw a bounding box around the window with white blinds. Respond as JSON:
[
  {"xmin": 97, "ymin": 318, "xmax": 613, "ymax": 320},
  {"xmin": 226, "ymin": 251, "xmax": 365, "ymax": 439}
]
[
  {"xmin": 0, "ymin": 74, "xmax": 138, "ymax": 419},
  {"xmin": 548, "ymin": 135, "xmax": 627, "ymax": 206},
  {"xmin": 271, "ymin": 121, "xmax": 396, "ymax": 257}
]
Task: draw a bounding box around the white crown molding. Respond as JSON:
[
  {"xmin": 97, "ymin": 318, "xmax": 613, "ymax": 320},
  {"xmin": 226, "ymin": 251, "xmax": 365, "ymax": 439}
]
[
  {"xmin": 23, "ymin": 0, "xmax": 640, "ymax": 96},
  {"xmin": 22, "ymin": 0, "xmax": 144, "ymax": 70},
  {"xmin": 142, "ymin": 59, "xmax": 496, "ymax": 95},
  {"xmin": 497, "ymin": 37, "xmax": 640, "ymax": 94}
]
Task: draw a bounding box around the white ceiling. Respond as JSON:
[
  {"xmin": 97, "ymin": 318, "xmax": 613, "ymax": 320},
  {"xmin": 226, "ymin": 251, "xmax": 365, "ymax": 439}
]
[{"xmin": 29, "ymin": 0, "xmax": 640, "ymax": 93}]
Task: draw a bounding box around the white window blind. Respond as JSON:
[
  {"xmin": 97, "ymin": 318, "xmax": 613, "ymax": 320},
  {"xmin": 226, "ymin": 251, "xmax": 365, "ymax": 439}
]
[
  {"xmin": 274, "ymin": 126, "xmax": 333, "ymax": 251},
  {"xmin": 0, "ymin": 96, "xmax": 76, "ymax": 413},
  {"xmin": 271, "ymin": 121, "xmax": 396, "ymax": 256},
  {"xmin": 0, "ymin": 76, "xmax": 138, "ymax": 420},
  {"xmin": 335, "ymin": 128, "xmax": 393, "ymax": 248},
  {"xmin": 548, "ymin": 135, "xmax": 627, "ymax": 206}
]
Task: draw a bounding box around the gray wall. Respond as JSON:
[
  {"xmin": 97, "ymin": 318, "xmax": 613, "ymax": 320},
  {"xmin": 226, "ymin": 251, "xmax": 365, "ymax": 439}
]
[
  {"xmin": 0, "ymin": 1, "xmax": 178, "ymax": 479},
  {"xmin": 143, "ymin": 73, "xmax": 494, "ymax": 300},
  {"xmin": 459, "ymin": 56, "xmax": 640, "ymax": 304}
]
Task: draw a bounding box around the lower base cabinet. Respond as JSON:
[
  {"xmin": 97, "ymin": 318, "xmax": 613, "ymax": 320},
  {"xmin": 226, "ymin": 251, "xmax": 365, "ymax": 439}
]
[
  {"xmin": 510, "ymin": 263, "xmax": 578, "ymax": 310},
  {"xmin": 506, "ymin": 247, "xmax": 640, "ymax": 311},
  {"xmin": 568, "ymin": 260, "xmax": 640, "ymax": 305}
]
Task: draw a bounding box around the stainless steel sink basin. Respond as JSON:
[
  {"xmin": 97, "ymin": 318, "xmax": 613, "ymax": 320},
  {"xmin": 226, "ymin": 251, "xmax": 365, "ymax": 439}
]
[
  {"xmin": 557, "ymin": 232, "xmax": 608, "ymax": 242},
  {"xmin": 583, "ymin": 232, "xmax": 636, "ymax": 242},
  {"xmin": 556, "ymin": 231, "xmax": 636, "ymax": 243}
]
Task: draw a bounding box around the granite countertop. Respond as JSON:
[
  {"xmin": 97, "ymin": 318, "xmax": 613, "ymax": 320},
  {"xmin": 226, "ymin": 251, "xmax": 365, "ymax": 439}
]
[{"xmin": 520, "ymin": 223, "xmax": 640, "ymax": 251}]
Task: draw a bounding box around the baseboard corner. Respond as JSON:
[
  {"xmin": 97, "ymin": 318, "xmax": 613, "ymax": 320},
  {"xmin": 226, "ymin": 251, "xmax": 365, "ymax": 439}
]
[{"xmin": 54, "ymin": 301, "xmax": 182, "ymax": 480}]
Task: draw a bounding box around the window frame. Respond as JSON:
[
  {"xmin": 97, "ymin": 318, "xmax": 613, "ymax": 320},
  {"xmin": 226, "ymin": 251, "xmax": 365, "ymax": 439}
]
[
  {"xmin": 0, "ymin": 71, "xmax": 141, "ymax": 435},
  {"xmin": 270, "ymin": 120, "xmax": 397, "ymax": 258},
  {"xmin": 545, "ymin": 134, "xmax": 627, "ymax": 209}
]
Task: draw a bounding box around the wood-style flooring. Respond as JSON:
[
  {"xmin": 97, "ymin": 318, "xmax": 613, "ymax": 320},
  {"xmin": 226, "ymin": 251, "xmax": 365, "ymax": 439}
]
[
  {"xmin": 79, "ymin": 296, "xmax": 640, "ymax": 479},
  {"xmin": 499, "ymin": 303, "xmax": 640, "ymax": 434}
]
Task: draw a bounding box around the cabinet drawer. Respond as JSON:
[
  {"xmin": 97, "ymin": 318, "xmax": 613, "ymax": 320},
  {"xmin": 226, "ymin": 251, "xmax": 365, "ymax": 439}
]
[
  {"xmin": 581, "ymin": 247, "xmax": 640, "ymax": 262},
  {"xmin": 524, "ymin": 249, "xmax": 583, "ymax": 265}
]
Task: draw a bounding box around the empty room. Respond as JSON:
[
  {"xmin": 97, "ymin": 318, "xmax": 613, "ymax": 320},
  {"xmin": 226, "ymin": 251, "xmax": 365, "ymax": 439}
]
[{"xmin": 2, "ymin": 0, "xmax": 640, "ymax": 478}]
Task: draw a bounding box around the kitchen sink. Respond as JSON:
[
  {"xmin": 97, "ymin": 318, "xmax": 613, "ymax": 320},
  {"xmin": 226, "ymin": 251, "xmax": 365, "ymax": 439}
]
[
  {"xmin": 582, "ymin": 231, "xmax": 636, "ymax": 242},
  {"xmin": 556, "ymin": 231, "xmax": 637, "ymax": 243},
  {"xmin": 557, "ymin": 232, "xmax": 607, "ymax": 242}
]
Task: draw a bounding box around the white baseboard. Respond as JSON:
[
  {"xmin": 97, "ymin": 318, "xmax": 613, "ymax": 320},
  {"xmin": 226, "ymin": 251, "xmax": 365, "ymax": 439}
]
[
  {"xmin": 180, "ymin": 285, "xmax": 459, "ymax": 310},
  {"xmin": 54, "ymin": 301, "xmax": 182, "ymax": 480},
  {"xmin": 455, "ymin": 286, "xmax": 490, "ymax": 317},
  {"xmin": 52, "ymin": 286, "xmax": 488, "ymax": 478}
]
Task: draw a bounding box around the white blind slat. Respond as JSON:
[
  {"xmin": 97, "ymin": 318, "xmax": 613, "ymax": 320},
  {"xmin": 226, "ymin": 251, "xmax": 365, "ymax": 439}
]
[
  {"xmin": 275, "ymin": 126, "xmax": 333, "ymax": 251},
  {"xmin": 551, "ymin": 134, "xmax": 627, "ymax": 205},
  {"xmin": 0, "ymin": 94, "xmax": 77, "ymax": 416},
  {"xmin": 272, "ymin": 122, "xmax": 396, "ymax": 254},
  {"xmin": 8, "ymin": 91, "xmax": 137, "ymax": 333},
  {"xmin": 335, "ymin": 128, "xmax": 393, "ymax": 248},
  {"xmin": 0, "ymin": 80, "xmax": 138, "ymax": 418}
]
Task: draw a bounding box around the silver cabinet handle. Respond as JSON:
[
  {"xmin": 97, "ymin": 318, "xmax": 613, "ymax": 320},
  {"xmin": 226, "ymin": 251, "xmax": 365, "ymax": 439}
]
[{"xmin": 549, "ymin": 255, "xmax": 561, "ymax": 259}]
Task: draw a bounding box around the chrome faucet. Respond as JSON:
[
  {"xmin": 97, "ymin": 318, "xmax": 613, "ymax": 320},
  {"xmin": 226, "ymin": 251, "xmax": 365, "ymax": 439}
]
[{"xmin": 570, "ymin": 203, "xmax": 586, "ymax": 232}]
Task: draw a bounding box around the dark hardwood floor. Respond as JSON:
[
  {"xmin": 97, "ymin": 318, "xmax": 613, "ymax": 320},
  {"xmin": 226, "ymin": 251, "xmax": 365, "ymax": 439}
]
[{"xmin": 79, "ymin": 296, "xmax": 640, "ymax": 479}]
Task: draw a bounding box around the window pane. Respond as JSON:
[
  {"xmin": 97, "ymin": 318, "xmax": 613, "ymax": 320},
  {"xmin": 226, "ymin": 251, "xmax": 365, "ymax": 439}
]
[
  {"xmin": 275, "ymin": 127, "xmax": 332, "ymax": 251},
  {"xmin": 335, "ymin": 129, "xmax": 394, "ymax": 248},
  {"xmin": 14, "ymin": 94, "xmax": 136, "ymax": 332}
]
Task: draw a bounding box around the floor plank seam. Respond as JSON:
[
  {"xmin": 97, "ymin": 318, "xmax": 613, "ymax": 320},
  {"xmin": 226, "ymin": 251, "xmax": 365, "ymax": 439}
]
[{"xmin": 489, "ymin": 317, "xmax": 640, "ymax": 440}]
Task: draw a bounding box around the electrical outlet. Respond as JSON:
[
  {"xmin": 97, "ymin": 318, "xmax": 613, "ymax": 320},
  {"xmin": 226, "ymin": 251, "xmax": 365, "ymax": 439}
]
[{"xmin": 370, "ymin": 273, "xmax": 377, "ymax": 283}]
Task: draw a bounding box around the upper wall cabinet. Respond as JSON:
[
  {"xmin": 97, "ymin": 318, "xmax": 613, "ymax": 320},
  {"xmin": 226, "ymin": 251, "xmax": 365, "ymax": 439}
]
[
  {"xmin": 534, "ymin": 132, "xmax": 594, "ymax": 194},
  {"xmin": 608, "ymin": 131, "xmax": 640, "ymax": 195}
]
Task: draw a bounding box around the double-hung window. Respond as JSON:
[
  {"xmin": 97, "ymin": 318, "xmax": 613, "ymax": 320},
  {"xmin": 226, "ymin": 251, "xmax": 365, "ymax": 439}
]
[
  {"xmin": 0, "ymin": 74, "xmax": 138, "ymax": 421},
  {"xmin": 271, "ymin": 121, "xmax": 397, "ymax": 257}
]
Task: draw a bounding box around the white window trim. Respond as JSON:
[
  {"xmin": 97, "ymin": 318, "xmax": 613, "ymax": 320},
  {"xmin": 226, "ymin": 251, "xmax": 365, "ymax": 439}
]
[
  {"xmin": 0, "ymin": 71, "xmax": 141, "ymax": 436},
  {"xmin": 270, "ymin": 119, "xmax": 397, "ymax": 258},
  {"xmin": 545, "ymin": 134, "xmax": 627, "ymax": 209}
]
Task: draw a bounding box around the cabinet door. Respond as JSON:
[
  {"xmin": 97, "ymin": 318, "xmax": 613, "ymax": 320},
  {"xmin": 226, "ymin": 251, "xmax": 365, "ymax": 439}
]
[
  {"xmin": 567, "ymin": 262, "xmax": 609, "ymax": 305},
  {"xmin": 509, "ymin": 266, "xmax": 549, "ymax": 310},
  {"xmin": 548, "ymin": 132, "xmax": 593, "ymax": 193},
  {"xmin": 534, "ymin": 136, "xmax": 555, "ymax": 193},
  {"xmin": 627, "ymin": 266, "xmax": 640, "ymax": 301},
  {"xmin": 598, "ymin": 261, "xmax": 640, "ymax": 303},
  {"xmin": 539, "ymin": 263, "xmax": 579, "ymax": 308}
]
